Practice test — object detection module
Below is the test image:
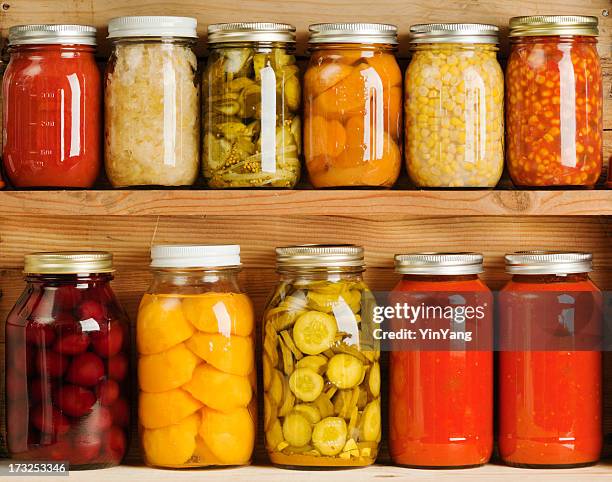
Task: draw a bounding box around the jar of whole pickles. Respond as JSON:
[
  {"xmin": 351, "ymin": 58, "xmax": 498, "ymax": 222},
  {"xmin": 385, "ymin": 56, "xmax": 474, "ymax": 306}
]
[
  {"xmin": 5, "ymin": 252, "xmax": 130, "ymax": 469},
  {"xmin": 405, "ymin": 24, "xmax": 504, "ymax": 188},
  {"xmin": 202, "ymin": 23, "xmax": 301, "ymax": 188},
  {"xmin": 105, "ymin": 16, "xmax": 200, "ymax": 187},
  {"xmin": 304, "ymin": 24, "xmax": 402, "ymax": 188},
  {"xmin": 506, "ymin": 16, "xmax": 602, "ymax": 187},
  {"xmin": 136, "ymin": 245, "xmax": 256, "ymax": 468},
  {"xmin": 263, "ymin": 245, "xmax": 381, "ymax": 468}
]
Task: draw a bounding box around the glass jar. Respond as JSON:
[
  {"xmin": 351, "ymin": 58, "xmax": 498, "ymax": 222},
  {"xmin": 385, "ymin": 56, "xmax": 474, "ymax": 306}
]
[
  {"xmin": 499, "ymin": 252, "xmax": 602, "ymax": 468},
  {"xmin": 105, "ymin": 16, "xmax": 199, "ymax": 187},
  {"xmin": 263, "ymin": 245, "xmax": 381, "ymax": 468},
  {"xmin": 202, "ymin": 23, "xmax": 301, "ymax": 188},
  {"xmin": 5, "ymin": 252, "xmax": 130, "ymax": 469},
  {"xmin": 136, "ymin": 245, "xmax": 256, "ymax": 468},
  {"xmin": 405, "ymin": 24, "xmax": 504, "ymax": 188},
  {"xmin": 506, "ymin": 16, "xmax": 603, "ymax": 187},
  {"xmin": 2, "ymin": 25, "xmax": 101, "ymax": 188},
  {"xmin": 304, "ymin": 24, "xmax": 402, "ymax": 188},
  {"xmin": 389, "ymin": 253, "xmax": 493, "ymax": 468}
]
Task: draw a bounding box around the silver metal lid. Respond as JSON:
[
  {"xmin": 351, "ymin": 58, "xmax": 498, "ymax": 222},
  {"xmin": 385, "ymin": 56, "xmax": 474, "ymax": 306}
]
[
  {"xmin": 207, "ymin": 22, "xmax": 296, "ymax": 44},
  {"xmin": 276, "ymin": 244, "xmax": 365, "ymax": 271},
  {"xmin": 24, "ymin": 252, "xmax": 114, "ymax": 274},
  {"xmin": 509, "ymin": 15, "xmax": 598, "ymax": 37},
  {"xmin": 395, "ymin": 252, "xmax": 484, "ymax": 275},
  {"xmin": 505, "ymin": 251, "xmax": 593, "ymax": 275},
  {"xmin": 308, "ymin": 23, "xmax": 398, "ymax": 45},
  {"xmin": 410, "ymin": 23, "xmax": 499, "ymax": 44},
  {"xmin": 8, "ymin": 24, "xmax": 97, "ymax": 46},
  {"xmin": 108, "ymin": 16, "xmax": 198, "ymax": 39}
]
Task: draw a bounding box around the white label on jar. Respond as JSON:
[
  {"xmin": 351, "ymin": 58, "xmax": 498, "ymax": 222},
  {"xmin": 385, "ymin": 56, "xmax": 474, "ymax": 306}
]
[
  {"xmin": 162, "ymin": 45, "xmax": 177, "ymax": 167},
  {"xmin": 213, "ymin": 301, "xmax": 232, "ymax": 338},
  {"xmin": 559, "ymin": 44, "xmax": 577, "ymax": 168},
  {"xmin": 361, "ymin": 67, "xmax": 384, "ymax": 161},
  {"xmin": 67, "ymin": 73, "xmax": 82, "ymax": 158},
  {"xmin": 260, "ymin": 64, "xmax": 277, "ymax": 173}
]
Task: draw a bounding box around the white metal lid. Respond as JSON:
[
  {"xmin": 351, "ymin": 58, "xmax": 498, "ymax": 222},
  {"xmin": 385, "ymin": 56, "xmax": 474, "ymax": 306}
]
[
  {"xmin": 410, "ymin": 23, "xmax": 499, "ymax": 44},
  {"xmin": 207, "ymin": 22, "xmax": 296, "ymax": 44},
  {"xmin": 107, "ymin": 16, "xmax": 198, "ymax": 39},
  {"xmin": 8, "ymin": 24, "xmax": 97, "ymax": 46},
  {"xmin": 151, "ymin": 245, "xmax": 241, "ymax": 268},
  {"xmin": 505, "ymin": 251, "xmax": 593, "ymax": 275},
  {"xmin": 308, "ymin": 23, "xmax": 398, "ymax": 45},
  {"xmin": 395, "ymin": 252, "xmax": 484, "ymax": 275}
]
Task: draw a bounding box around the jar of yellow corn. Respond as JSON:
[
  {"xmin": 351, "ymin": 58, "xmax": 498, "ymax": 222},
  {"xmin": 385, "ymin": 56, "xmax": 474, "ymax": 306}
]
[
  {"xmin": 405, "ymin": 24, "xmax": 504, "ymax": 188},
  {"xmin": 137, "ymin": 245, "xmax": 255, "ymax": 468}
]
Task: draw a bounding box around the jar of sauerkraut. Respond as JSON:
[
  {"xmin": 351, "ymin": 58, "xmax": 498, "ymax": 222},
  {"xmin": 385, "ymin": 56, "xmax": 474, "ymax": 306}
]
[
  {"xmin": 263, "ymin": 245, "xmax": 381, "ymax": 468},
  {"xmin": 405, "ymin": 24, "xmax": 504, "ymax": 188},
  {"xmin": 202, "ymin": 23, "xmax": 301, "ymax": 188},
  {"xmin": 105, "ymin": 17, "xmax": 200, "ymax": 187}
]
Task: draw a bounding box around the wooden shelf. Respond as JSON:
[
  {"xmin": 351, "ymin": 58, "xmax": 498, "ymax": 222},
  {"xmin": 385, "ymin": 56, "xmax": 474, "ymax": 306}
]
[
  {"xmin": 1, "ymin": 462, "xmax": 612, "ymax": 481},
  {"xmin": 0, "ymin": 189, "xmax": 611, "ymax": 217}
]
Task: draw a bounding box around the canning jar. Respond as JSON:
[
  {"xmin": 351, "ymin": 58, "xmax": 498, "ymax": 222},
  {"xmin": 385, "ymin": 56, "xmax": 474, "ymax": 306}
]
[
  {"xmin": 389, "ymin": 253, "xmax": 493, "ymax": 468},
  {"xmin": 2, "ymin": 25, "xmax": 101, "ymax": 188},
  {"xmin": 5, "ymin": 252, "xmax": 130, "ymax": 469},
  {"xmin": 304, "ymin": 24, "xmax": 402, "ymax": 188},
  {"xmin": 202, "ymin": 23, "xmax": 300, "ymax": 188},
  {"xmin": 263, "ymin": 245, "xmax": 381, "ymax": 468},
  {"xmin": 499, "ymin": 252, "xmax": 602, "ymax": 468},
  {"xmin": 405, "ymin": 24, "xmax": 504, "ymax": 188},
  {"xmin": 506, "ymin": 16, "xmax": 603, "ymax": 187},
  {"xmin": 105, "ymin": 16, "xmax": 199, "ymax": 187},
  {"xmin": 137, "ymin": 245, "xmax": 255, "ymax": 468}
]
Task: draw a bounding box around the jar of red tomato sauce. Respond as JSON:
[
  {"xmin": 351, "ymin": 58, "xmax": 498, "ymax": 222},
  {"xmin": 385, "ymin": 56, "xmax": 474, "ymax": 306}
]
[
  {"xmin": 506, "ymin": 16, "xmax": 602, "ymax": 187},
  {"xmin": 389, "ymin": 253, "xmax": 493, "ymax": 468},
  {"xmin": 5, "ymin": 252, "xmax": 130, "ymax": 469},
  {"xmin": 2, "ymin": 25, "xmax": 101, "ymax": 188},
  {"xmin": 499, "ymin": 251, "xmax": 602, "ymax": 468}
]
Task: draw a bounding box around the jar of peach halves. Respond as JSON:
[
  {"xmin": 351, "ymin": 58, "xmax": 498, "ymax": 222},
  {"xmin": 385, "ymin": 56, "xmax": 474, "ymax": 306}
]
[{"xmin": 137, "ymin": 244, "xmax": 255, "ymax": 468}]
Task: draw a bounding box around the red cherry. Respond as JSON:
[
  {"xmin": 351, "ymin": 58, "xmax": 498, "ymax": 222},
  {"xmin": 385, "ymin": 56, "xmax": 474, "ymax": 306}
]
[
  {"xmin": 36, "ymin": 350, "xmax": 67, "ymax": 378},
  {"xmin": 77, "ymin": 300, "xmax": 106, "ymax": 322},
  {"xmin": 96, "ymin": 379, "xmax": 120, "ymax": 406},
  {"xmin": 48, "ymin": 439, "xmax": 72, "ymax": 461},
  {"xmin": 30, "ymin": 405, "xmax": 70, "ymax": 435},
  {"xmin": 26, "ymin": 323, "xmax": 56, "ymax": 346},
  {"xmin": 66, "ymin": 352, "xmax": 105, "ymax": 386},
  {"xmin": 30, "ymin": 377, "xmax": 55, "ymax": 404},
  {"xmin": 53, "ymin": 333, "xmax": 90, "ymax": 355},
  {"xmin": 109, "ymin": 398, "xmax": 129, "ymax": 428},
  {"xmin": 83, "ymin": 405, "xmax": 113, "ymax": 432},
  {"xmin": 91, "ymin": 320, "xmax": 124, "ymax": 358},
  {"xmin": 55, "ymin": 285, "xmax": 82, "ymax": 310},
  {"xmin": 108, "ymin": 354, "xmax": 128, "ymax": 381},
  {"xmin": 55, "ymin": 385, "xmax": 96, "ymax": 417},
  {"xmin": 105, "ymin": 426, "xmax": 127, "ymax": 461},
  {"xmin": 73, "ymin": 432, "xmax": 102, "ymax": 463}
]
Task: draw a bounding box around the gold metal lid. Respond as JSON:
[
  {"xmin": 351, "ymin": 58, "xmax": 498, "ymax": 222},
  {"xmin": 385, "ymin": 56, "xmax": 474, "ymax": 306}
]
[
  {"xmin": 276, "ymin": 244, "xmax": 365, "ymax": 271},
  {"xmin": 505, "ymin": 251, "xmax": 592, "ymax": 275},
  {"xmin": 395, "ymin": 252, "xmax": 484, "ymax": 275},
  {"xmin": 207, "ymin": 22, "xmax": 296, "ymax": 44},
  {"xmin": 410, "ymin": 23, "xmax": 499, "ymax": 44},
  {"xmin": 509, "ymin": 15, "xmax": 598, "ymax": 37},
  {"xmin": 24, "ymin": 251, "xmax": 114, "ymax": 274},
  {"xmin": 308, "ymin": 23, "xmax": 398, "ymax": 45}
]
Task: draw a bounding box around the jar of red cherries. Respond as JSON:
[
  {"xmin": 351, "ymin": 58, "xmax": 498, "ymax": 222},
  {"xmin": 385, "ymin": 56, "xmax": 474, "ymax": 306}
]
[{"xmin": 5, "ymin": 252, "xmax": 130, "ymax": 469}]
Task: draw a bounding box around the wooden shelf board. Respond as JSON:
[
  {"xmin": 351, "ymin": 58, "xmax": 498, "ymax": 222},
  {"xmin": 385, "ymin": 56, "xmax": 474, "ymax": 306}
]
[
  {"xmin": 1, "ymin": 462, "xmax": 612, "ymax": 482},
  {"xmin": 0, "ymin": 189, "xmax": 611, "ymax": 217}
]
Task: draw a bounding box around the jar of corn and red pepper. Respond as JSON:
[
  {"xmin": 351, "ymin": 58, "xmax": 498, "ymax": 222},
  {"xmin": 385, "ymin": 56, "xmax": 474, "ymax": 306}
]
[{"xmin": 506, "ymin": 16, "xmax": 603, "ymax": 187}]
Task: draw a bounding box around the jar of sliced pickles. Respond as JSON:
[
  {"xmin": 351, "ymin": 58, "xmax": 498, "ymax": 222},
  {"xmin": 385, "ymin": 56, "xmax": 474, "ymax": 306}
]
[
  {"xmin": 405, "ymin": 24, "xmax": 504, "ymax": 188},
  {"xmin": 202, "ymin": 23, "xmax": 301, "ymax": 188},
  {"xmin": 263, "ymin": 245, "xmax": 381, "ymax": 468},
  {"xmin": 136, "ymin": 245, "xmax": 256, "ymax": 468},
  {"xmin": 304, "ymin": 24, "xmax": 402, "ymax": 188}
]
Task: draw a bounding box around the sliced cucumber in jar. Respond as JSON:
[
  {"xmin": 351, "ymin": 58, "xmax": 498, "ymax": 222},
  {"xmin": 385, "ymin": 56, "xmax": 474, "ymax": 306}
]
[
  {"xmin": 279, "ymin": 376, "xmax": 296, "ymax": 417},
  {"xmin": 280, "ymin": 330, "xmax": 303, "ymax": 360},
  {"xmin": 282, "ymin": 412, "xmax": 312, "ymax": 448},
  {"xmin": 368, "ymin": 362, "xmax": 381, "ymax": 398},
  {"xmin": 266, "ymin": 418, "xmax": 284, "ymax": 450},
  {"xmin": 296, "ymin": 355, "xmax": 327, "ymax": 374},
  {"xmin": 313, "ymin": 394, "xmax": 334, "ymax": 418},
  {"xmin": 294, "ymin": 403, "xmax": 322, "ymax": 424},
  {"xmin": 312, "ymin": 417, "xmax": 348, "ymax": 456},
  {"xmin": 289, "ymin": 367, "xmax": 324, "ymax": 402},
  {"xmin": 293, "ymin": 311, "xmax": 337, "ymax": 355},
  {"xmin": 269, "ymin": 368, "xmax": 284, "ymax": 406},
  {"xmin": 264, "ymin": 393, "xmax": 278, "ymax": 431},
  {"xmin": 327, "ymin": 354, "xmax": 364, "ymax": 389},
  {"xmin": 360, "ymin": 400, "xmax": 381, "ymax": 442}
]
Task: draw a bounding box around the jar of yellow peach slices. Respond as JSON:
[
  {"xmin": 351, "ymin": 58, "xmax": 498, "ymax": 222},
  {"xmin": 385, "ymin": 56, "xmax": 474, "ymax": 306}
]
[{"xmin": 137, "ymin": 244, "xmax": 255, "ymax": 468}]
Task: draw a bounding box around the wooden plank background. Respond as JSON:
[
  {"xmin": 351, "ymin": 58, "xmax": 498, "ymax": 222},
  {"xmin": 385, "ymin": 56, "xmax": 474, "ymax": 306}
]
[{"xmin": 0, "ymin": 214, "xmax": 611, "ymax": 462}]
